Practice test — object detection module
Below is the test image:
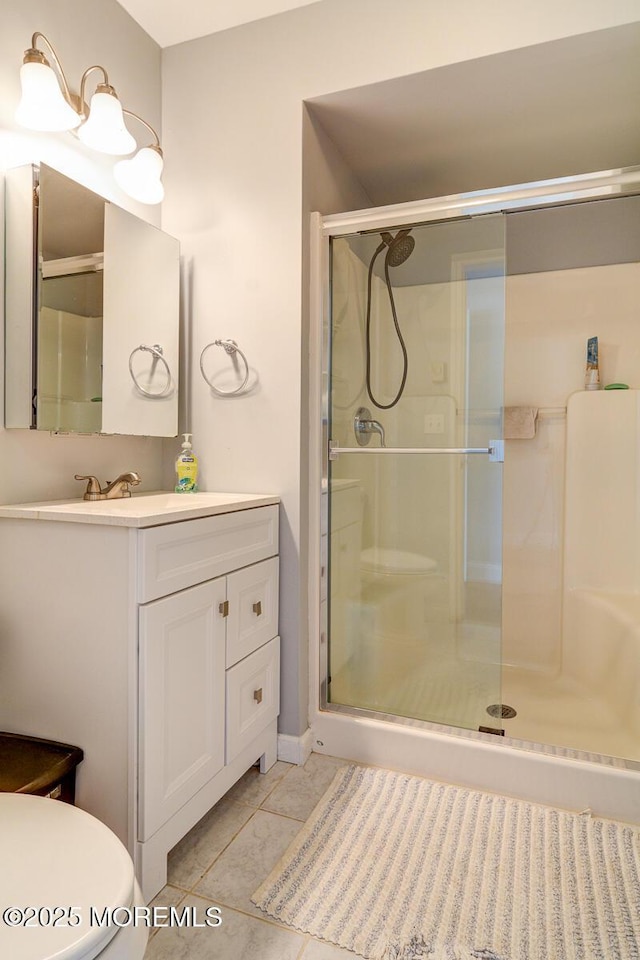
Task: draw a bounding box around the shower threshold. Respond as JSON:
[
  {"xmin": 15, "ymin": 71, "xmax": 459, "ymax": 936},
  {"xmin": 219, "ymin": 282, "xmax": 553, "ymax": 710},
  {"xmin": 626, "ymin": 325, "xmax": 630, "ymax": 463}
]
[{"xmin": 312, "ymin": 700, "xmax": 640, "ymax": 826}]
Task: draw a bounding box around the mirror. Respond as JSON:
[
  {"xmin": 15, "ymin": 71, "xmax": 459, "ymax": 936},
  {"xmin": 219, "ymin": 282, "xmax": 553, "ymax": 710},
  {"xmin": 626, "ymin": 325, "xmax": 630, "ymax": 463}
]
[{"xmin": 4, "ymin": 164, "xmax": 180, "ymax": 437}]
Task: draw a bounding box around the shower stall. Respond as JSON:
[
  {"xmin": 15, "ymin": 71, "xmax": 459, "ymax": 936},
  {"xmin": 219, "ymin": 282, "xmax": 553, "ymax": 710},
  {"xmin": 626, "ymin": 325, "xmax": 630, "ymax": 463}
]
[{"xmin": 309, "ymin": 167, "xmax": 640, "ymax": 821}]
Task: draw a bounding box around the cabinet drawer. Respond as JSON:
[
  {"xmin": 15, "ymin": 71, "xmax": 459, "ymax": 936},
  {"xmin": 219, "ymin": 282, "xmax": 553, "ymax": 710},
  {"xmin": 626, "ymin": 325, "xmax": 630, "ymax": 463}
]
[
  {"xmin": 226, "ymin": 637, "xmax": 280, "ymax": 763},
  {"xmin": 226, "ymin": 557, "xmax": 279, "ymax": 667},
  {"xmin": 138, "ymin": 504, "xmax": 278, "ymax": 602}
]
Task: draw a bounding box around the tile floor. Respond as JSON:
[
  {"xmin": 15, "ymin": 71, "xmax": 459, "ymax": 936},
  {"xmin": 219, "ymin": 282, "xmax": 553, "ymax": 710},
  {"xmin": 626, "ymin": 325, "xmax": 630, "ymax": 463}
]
[{"xmin": 144, "ymin": 752, "xmax": 364, "ymax": 959}]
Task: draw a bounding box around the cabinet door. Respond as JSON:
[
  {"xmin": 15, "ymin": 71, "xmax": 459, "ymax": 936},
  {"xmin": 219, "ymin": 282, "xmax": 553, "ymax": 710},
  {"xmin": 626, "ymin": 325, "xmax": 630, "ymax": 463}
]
[
  {"xmin": 226, "ymin": 557, "xmax": 279, "ymax": 667},
  {"xmin": 101, "ymin": 204, "xmax": 180, "ymax": 437},
  {"xmin": 138, "ymin": 578, "xmax": 226, "ymax": 841}
]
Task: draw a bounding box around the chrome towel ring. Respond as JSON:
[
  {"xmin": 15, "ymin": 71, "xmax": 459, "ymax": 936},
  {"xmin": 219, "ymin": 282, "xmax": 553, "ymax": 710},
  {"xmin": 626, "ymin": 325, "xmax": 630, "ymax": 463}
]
[
  {"xmin": 128, "ymin": 344, "xmax": 173, "ymax": 398},
  {"xmin": 200, "ymin": 339, "xmax": 250, "ymax": 396}
]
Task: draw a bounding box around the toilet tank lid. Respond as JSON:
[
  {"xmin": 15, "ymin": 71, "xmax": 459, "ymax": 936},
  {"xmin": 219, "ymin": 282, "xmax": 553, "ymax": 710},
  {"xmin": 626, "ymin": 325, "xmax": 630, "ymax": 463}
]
[
  {"xmin": 361, "ymin": 547, "xmax": 438, "ymax": 576},
  {"xmin": 0, "ymin": 793, "xmax": 135, "ymax": 960}
]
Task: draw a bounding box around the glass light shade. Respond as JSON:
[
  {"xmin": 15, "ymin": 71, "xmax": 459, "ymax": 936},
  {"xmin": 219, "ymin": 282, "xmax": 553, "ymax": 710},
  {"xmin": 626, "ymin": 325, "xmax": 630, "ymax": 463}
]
[
  {"xmin": 114, "ymin": 147, "xmax": 164, "ymax": 205},
  {"xmin": 16, "ymin": 60, "xmax": 81, "ymax": 132},
  {"xmin": 77, "ymin": 90, "xmax": 136, "ymax": 155}
]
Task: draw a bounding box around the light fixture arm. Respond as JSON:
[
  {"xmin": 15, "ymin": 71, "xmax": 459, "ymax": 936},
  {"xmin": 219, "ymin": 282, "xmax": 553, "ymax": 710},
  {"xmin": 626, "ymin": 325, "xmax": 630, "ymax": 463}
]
[
  {"xmin": 122, "ymin": 109, "xmax": 161, "ymax": 151},
  {"xmin": 27, "ymin": 31, "xmax": 76, "ymax": 111},
  {"xmin": 79, "ymin": 64, "xmax": 111, "ymax": 115}
]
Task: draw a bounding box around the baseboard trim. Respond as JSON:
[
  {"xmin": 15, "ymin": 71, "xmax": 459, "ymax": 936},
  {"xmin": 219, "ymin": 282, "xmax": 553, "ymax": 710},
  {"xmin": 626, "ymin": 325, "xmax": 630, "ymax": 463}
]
[{"xmin": 277, "ymin": 728, "xmax": 313, "ymax": 766}]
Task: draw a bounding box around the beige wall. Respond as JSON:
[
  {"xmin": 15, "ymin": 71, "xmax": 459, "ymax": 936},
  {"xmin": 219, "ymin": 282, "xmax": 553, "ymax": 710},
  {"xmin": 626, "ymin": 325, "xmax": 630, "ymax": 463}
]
[
  {"xmin": 0, "ymin": 0, "xmax": 165, "ymax": 504},
  {"xmin": 161, "ymin": 0, "xmax": 640, "ymax": 736}
]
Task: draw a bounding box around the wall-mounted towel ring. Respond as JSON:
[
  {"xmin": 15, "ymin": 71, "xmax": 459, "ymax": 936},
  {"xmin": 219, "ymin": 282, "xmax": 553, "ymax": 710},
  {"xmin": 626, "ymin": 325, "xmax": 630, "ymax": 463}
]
[
  {"xmin": 200, "ymin": 339, "xmax": 250, "ymax": 396},
  {"xmin": 128, "ymin": 344, "xmax": 173, "ymax": 399}
]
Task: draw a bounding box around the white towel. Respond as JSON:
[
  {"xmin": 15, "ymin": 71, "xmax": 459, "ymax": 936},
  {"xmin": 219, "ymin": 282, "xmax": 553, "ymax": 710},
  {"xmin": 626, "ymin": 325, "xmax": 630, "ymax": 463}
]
[{"xmin": 504, "ymin": 406, "xmax": 538, "ymax": 439}]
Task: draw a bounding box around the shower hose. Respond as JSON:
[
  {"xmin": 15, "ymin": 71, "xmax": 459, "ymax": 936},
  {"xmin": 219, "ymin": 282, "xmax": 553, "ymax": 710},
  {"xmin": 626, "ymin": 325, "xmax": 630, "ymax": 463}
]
[{"xmin": 365, "ymin": 240, "xmax": 409, "ymax": 409}]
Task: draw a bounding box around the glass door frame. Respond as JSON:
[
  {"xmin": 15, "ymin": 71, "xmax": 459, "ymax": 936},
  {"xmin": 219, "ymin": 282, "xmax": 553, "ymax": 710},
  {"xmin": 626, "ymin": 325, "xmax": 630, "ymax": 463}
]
[{"xmin": 310, "ymin": 165, "xmax": 640, "ymax": 735}]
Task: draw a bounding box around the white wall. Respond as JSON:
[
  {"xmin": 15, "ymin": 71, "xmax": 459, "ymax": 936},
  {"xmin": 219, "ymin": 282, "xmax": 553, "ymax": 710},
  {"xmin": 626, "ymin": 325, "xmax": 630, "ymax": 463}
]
[
  {"xmin": 161, "ymin": 0, "xmax": 640, "ymax": 736},
  {"xmin": 0, "ymin": 0, "xmax": 166, "ymax": 504}
]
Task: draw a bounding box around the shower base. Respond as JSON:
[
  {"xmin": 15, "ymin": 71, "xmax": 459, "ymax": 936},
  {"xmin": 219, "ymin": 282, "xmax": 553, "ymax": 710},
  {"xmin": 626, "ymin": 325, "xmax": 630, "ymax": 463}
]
[
  {"xmin": 502, "ymin": 665, "xmax": 639, "ymax": 763},
  {"xmin": 328, "ymin": 628, "xmax": 639, "ymax": 765},
  {"xmin": 329, "ymin": 624, "xmax": 499, "ymax": 732}
]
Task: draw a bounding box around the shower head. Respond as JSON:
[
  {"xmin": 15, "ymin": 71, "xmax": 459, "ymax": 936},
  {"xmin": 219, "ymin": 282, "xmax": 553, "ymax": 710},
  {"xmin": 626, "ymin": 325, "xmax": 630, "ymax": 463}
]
[{"xmin": 380, "ymin": 229, "xmax": 415, "ymax": 267}]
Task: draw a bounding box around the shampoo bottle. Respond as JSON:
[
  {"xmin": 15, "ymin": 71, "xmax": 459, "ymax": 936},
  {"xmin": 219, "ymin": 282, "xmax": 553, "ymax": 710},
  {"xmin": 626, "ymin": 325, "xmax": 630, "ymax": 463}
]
[
  {"xmin": 585, "ymin": 336, "xmax": 601, "ymax": 391},
  {"xmin": 175, "ymin": 433, "xmax": 199, "ymax": 493}
]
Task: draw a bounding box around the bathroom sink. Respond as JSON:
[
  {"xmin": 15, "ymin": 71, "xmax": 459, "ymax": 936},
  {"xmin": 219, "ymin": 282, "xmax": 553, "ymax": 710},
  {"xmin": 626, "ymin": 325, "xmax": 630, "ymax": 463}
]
[{"xmin": 0, "ymin": 491, "xmax": 279, "ymax": 528}]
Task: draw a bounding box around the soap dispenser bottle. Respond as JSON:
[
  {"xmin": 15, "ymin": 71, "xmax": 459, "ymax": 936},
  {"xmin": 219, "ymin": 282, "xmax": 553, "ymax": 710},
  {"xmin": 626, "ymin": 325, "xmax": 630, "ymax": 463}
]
[{"xmin": 175, "ymin": 433, "xmax": 199, "ymax": 493}]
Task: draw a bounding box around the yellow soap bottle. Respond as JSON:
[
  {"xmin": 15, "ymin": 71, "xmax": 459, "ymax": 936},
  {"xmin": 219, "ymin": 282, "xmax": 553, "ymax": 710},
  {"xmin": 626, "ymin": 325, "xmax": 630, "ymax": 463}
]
[{"xmin": 175, "ymin": 433, "xmax": 199, "ymax": 493}]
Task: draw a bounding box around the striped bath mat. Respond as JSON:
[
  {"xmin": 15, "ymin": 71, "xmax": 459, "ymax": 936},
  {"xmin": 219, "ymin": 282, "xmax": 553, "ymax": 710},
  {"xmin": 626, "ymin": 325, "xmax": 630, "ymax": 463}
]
[{"xmin": 252, "ymin": 765, "xmax": 640, "ymax": 960}]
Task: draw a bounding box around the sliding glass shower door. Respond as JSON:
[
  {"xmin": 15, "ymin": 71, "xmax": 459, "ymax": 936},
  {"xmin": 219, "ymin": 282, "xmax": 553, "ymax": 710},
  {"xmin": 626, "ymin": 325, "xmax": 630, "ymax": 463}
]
[{"xmin": 326, "ymin": 213, "xmax": 505, "ymax": 733}]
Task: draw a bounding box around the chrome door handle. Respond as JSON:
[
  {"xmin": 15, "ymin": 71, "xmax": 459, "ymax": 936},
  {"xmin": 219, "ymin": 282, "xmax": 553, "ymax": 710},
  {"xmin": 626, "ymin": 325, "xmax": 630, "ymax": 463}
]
[{"xmin": 329, "ymin": 440, "xmax": 504, "ymax": 462}]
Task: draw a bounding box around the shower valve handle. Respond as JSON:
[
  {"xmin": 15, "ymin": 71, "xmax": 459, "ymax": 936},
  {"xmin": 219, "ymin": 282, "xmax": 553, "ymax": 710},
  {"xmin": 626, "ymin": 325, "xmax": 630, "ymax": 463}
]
[{"xmin": 354, "ymin": 407, "xmax": 386, "ymax": 447}]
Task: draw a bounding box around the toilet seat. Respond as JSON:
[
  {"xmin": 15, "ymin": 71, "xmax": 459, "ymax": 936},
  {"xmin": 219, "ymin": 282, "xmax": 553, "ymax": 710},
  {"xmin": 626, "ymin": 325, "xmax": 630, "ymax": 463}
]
[
  {"xmin": 361, "ymin": 546, "xmax": 438, "ymax": 577},
  {"xmin": 0, "ymin": 793, "xmax": 143, "ymax": 960}
]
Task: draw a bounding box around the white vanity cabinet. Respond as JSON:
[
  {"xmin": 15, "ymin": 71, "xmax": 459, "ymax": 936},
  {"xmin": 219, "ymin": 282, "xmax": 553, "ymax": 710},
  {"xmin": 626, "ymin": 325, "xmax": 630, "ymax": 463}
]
[
  {"xmin": 137, "ymin": 512, "xmax": 280, "ymax": 845},
  {"xmin": 0, "ymin": 492, "xmax": 280, "ymax": 902}
]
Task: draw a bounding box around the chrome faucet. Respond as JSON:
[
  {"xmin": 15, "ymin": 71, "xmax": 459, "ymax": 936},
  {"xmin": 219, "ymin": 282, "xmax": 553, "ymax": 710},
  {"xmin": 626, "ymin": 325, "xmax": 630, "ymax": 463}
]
[
  {"xmin": 75, "ymin": 472, "xmax": 141, "ymax": 500},
  {"xmin": 354, "ymin": 407, "xmax": 386, "ymax": 447}
]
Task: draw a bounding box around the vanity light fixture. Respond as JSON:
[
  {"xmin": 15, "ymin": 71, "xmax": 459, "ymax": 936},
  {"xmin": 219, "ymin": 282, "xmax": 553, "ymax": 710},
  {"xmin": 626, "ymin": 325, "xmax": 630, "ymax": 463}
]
[
  {"xmin": 114, "ymin": 113, "xmax": 164, "ymax": 204},
  {"xmin": 76, "ymin": 67, "xmax": 137, "ymax": 156},
  {"xmin": 15, "ymin": 37, "xmax": 81, "ymax": 131},
  {"xmin": 16, "ymin": 32, "xmax": 164, "ymax": 204}
]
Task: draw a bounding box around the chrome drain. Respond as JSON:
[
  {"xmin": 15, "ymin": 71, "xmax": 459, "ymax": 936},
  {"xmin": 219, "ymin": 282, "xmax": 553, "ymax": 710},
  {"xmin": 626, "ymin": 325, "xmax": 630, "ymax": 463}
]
[{"xmin": 486, "ymin": 703, "xmax": 517, "ymax": 720}]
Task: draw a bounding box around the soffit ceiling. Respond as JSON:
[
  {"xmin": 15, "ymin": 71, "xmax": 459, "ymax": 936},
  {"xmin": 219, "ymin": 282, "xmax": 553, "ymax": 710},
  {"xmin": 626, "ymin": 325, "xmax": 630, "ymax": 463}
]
[
  {"xmin": 115, "ymin": 0, "xmax": 325, "ymax": 48},
  {"xmin": 307, "ymin": 23, "xmax": 640, "ymax": 207}
]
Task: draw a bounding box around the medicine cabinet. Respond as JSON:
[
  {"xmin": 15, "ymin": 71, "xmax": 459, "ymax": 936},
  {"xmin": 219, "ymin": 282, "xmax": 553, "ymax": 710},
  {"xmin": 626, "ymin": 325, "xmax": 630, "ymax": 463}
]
[{"xmin": 4, "ymin": 164, "xmax": 180, "ymax": 437}]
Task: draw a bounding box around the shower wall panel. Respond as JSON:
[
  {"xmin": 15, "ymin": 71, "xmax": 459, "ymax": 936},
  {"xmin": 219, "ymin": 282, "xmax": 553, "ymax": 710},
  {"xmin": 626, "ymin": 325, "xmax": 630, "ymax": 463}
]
[{"xmin": 503, "ymin": 261, "xmax": 640, "ymax": 672}]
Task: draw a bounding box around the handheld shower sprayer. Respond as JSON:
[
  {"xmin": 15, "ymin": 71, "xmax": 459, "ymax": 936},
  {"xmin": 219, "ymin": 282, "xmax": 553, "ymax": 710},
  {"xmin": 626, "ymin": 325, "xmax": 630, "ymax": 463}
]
[
  {"xmin": 380, "ymin": 230, "xmax": 416, "ymax": 267},
  {"xmin": 365, "ymin": 229, "xmax": 415, "ymax": 409}
]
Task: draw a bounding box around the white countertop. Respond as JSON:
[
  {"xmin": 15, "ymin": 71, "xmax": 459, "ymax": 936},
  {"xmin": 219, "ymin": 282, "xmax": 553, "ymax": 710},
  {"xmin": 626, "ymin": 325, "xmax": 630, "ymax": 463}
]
[{"xmin": 0, "ymin": 491, "xmax": 280, "ymax": 528}]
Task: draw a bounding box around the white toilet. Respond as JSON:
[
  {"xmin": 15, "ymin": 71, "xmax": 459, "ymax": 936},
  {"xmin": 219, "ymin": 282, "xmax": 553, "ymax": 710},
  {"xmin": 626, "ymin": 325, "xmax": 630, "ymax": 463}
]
[
  {"xmin": 360, "ymin": 546, "xmax": 440, "ymax": 640},
  {"xmin": 0, "ymin": 794, "xmax": 148, "ymax": 960}
]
